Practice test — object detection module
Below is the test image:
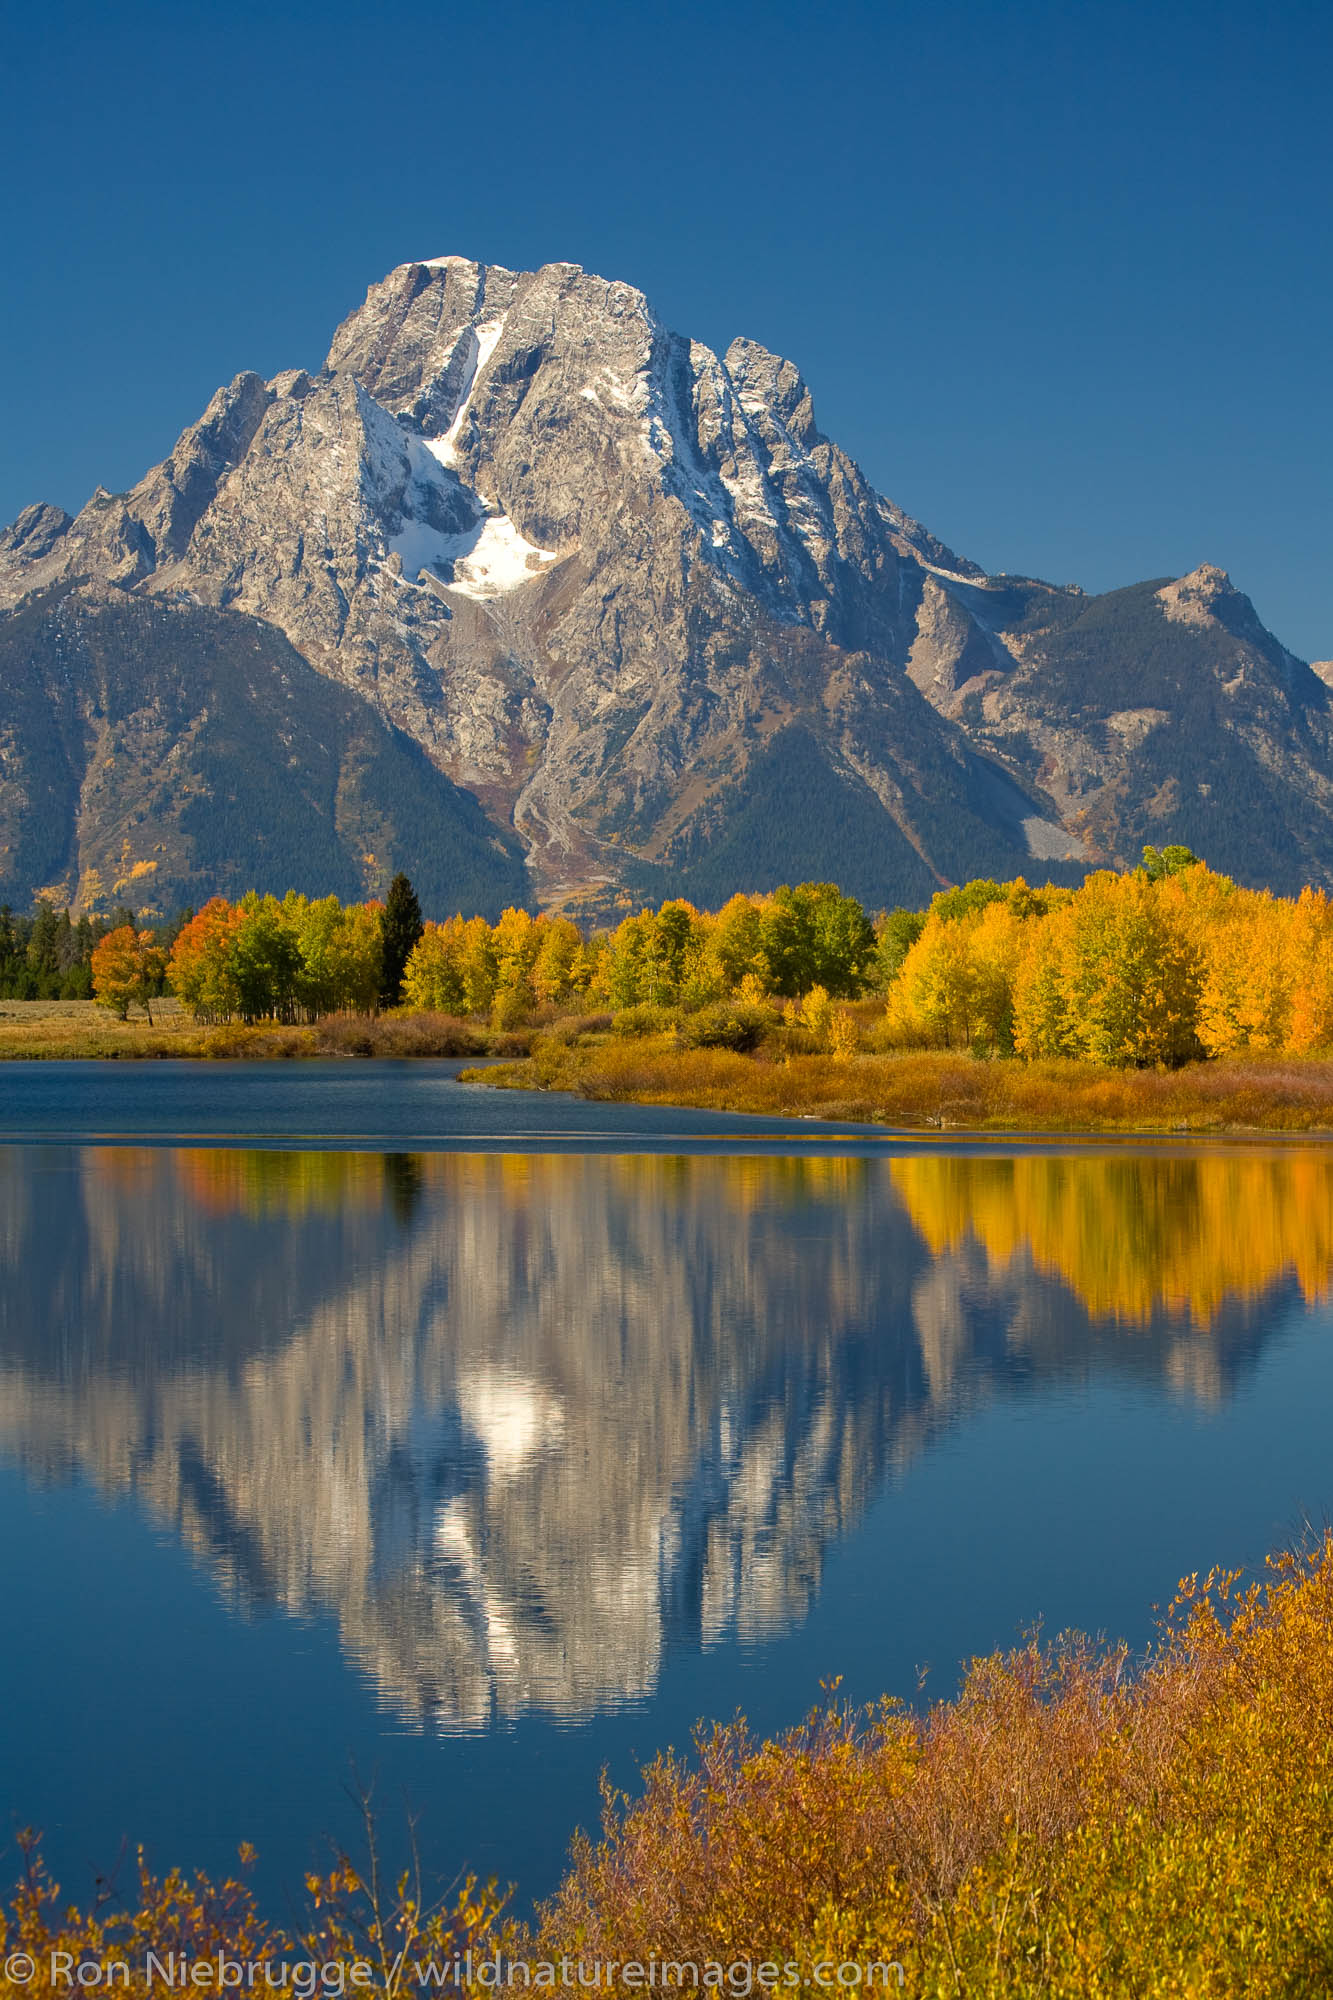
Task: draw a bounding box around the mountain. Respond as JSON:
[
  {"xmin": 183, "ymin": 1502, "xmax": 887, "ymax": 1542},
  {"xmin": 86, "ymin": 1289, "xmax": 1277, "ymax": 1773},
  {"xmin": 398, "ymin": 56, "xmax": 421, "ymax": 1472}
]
[
  {"xmin": 1, "ymin": 254, "xmax": 1328, "ymax": 912},
  {"xmin": 0, "ymin": 586, "xmax": 528, "ymax": 917},
  {"xmin": 905, "ymin": 564, "xmax": 1333, "ymax": 892}
]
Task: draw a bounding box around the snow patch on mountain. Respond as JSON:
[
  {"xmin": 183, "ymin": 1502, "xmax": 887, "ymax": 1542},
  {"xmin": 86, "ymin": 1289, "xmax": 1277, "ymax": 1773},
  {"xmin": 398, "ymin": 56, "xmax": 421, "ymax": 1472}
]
[
  {"xmin": 424, "ymin": 316, "xmax": 508, "ymax": 469},
  {"xmin": 390, "ymin": 506, "xmax": 560, "ymax": 599},
  {"xmin": 442, "ymin": 512, "xmax": 561, "ymax": 599},
  {"xmin": 631, "ymin": 337, "xmax": 817, "ymax": 615}
]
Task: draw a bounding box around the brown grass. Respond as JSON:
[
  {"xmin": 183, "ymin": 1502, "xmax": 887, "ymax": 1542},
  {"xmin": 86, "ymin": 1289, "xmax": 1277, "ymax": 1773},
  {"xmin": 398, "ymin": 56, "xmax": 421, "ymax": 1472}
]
[
  {"xmin": 467, "ymin": 1035, "xmax": 1333, "ymax": 1133},
  {"xmin": 0, "ymin": 1002, "xmax": 533, "ymax": 1062},
  {"xmin": 0, "ymin": 997, "xmax": 207, "ymax": 1059}
]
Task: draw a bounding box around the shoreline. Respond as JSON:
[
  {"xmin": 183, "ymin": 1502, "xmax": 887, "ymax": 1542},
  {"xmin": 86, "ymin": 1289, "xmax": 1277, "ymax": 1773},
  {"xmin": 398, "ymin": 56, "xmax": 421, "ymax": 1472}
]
[
  {"xmin": 7, "ymin": 1003, "xmax": 1333, "ymax": 1137},
  {"xmin": 460, "ymin": 1038, "xmax": 1333, "ymax": 1136}
]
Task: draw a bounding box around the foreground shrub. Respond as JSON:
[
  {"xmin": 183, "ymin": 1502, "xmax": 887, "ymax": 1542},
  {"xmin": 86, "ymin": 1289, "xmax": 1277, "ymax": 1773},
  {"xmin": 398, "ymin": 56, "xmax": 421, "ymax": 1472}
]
[
  {"xmin": 532, "ymin": 1541, "xmax": 1333, "ymax": 1994},
  {"xmin": 0, "ymin": 1820, "xmax": 503, "ymax": 2000},
  {"xmin": 473, "ymin": 1042, "xmax": 1333, "ymax": 1132},
  {"xmin": 612, "ymin": 1003, "xmax": 680, "ymax": 1039},
  {"xmin": 540, "ymin": 1011, "xmax": 614, "ymax": 1046},
  {"xmin": 311, "ymin": 1012, "xmax": 490, "ymax": 1058},
  {"xmin": 10, "ymin": 1542, "xmax": 1333, "ymax": 1993}
]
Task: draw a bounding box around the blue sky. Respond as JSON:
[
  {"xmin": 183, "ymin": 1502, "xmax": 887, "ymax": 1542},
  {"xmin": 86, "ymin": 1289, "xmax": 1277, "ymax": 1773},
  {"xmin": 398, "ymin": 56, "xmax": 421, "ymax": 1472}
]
[{"xmin": 3, "ymin": 0, "xmax": 1329, "ymax": 656}]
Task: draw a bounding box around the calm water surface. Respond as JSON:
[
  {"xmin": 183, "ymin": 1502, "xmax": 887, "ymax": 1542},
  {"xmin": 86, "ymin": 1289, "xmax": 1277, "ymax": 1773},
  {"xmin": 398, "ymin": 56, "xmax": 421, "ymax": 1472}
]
[{"xmin": 2, "ymin": 1062, "xmax": 1332, "ymax": 1909}]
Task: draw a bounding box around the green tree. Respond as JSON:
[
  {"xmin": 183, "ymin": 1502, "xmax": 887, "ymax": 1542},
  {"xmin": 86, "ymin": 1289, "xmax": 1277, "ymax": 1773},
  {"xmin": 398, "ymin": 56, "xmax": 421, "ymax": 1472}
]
[
  {"xmin": 379, "ymin": 874, "xmax": 423, "ymax": 1008},
  {"xmin": 1142, "ymin": 843, "xmax": 1201, "ymax": 882},
  {"xmin": 232, "ymin": 896, "xmax": 302, "ymax": 1022},
  {"xmin": 929, "ymin": 879, "xmax": 1009, "ymax": 923},
  {"xmin": 645, "ymin": 901, "xmax": 706, "ymax": 1003},
  {"xmin": 26, "ymin": 902, "xmax": 61, "ymax": 993},
  {"xmin": 708, "ymin": 895, "xmax": 769, "ymax": 992},
  {"xmin": 0, "ymin": 908, "xmax": 19, "ymax": 992},
  {"xmin": 761, "ymin": 884, "xmax": 877, "ymax": 997},
  {"xmin": 875, "ymin": 908, "xmax": 926, "ymax": 987}
]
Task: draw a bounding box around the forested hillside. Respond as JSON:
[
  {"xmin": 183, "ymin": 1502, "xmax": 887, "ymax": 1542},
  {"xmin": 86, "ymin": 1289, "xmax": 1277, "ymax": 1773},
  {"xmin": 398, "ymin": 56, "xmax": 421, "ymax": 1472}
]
[{"xmin": 0, "ymin": 589, "xmax": 530, "ymax": 919}]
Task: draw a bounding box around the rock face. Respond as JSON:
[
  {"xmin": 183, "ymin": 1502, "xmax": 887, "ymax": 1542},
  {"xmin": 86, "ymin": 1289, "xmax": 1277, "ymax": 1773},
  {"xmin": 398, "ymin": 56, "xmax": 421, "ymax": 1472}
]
[
  {"xmin": 906, "ymin": 564, "xmax": 1333, "ymax": 892},
  {"xmin": 2, "ymin": 253, "xmax": 1329, "ymax": 908}
]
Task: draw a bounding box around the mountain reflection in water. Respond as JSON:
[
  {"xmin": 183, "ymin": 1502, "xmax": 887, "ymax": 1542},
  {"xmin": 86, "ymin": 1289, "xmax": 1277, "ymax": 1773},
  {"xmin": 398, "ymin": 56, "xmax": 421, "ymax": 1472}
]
[{"xmin": 1, "ymin": 1145, "xmax": 1328, "ymax": 1731}]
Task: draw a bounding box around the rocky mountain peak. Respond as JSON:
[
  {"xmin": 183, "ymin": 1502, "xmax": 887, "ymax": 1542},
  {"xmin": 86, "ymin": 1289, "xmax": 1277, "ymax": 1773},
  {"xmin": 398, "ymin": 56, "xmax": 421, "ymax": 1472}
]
[
  {"xmin": 0, "ymin": 501, "xmax": 72, "ymax": 565},
  {"xmin": 1156, "ymin": 563, "xmax": 1236, "ymax": 622},
  {"xmin": 1, "ymin": 254, "xmax": 1328, "ymax": 911}
]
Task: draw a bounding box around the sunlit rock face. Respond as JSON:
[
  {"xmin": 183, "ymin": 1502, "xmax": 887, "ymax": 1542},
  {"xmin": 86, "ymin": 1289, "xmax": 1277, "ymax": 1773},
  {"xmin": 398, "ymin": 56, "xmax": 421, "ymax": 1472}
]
[
  {"xmin": 0, "ymin": 1146, "xmax": 1320, "ymax": 1727},
  {"xmin": 24, "ymin": 258, "xmax": 1333, "ymax": 910}
]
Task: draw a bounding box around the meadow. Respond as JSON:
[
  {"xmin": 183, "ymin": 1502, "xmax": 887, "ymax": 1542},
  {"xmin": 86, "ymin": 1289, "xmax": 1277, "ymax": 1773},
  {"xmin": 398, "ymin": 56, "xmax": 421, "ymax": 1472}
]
[{"xmin": 0, "ymin": 998, "xmax": 527, "ymax": 1062}]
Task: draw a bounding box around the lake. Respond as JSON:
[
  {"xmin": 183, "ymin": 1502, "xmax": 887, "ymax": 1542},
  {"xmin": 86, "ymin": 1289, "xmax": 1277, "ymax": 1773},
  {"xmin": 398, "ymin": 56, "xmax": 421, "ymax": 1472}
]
[{"xmin": 2, "ymin": 1061, "xmax": 1332, "ymax": 1913}]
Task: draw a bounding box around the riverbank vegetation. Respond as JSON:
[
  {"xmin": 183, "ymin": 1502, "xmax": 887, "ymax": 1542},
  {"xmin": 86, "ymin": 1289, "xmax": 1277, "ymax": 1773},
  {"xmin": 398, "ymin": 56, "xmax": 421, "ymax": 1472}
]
[
  {"xmin": 525, "ymin": 1536, "xmax": 1333, "ymax": 1995},
  {"xmin": 137, "ymin": 849, "xmax": 1333, "ymax": 1071},
  {"xmin": 469, "ymin": 1040, "xmax": 1333, "ymax": 1132},
  {"xmin": 9, "ymin": 1536, "xmax": 1333, "ymax": 1995},
  {"xmin": 8, "ymin": 853, "xmax": 1333, "ymax": 1129},
  {"xmin": 0, "ymin": 998, "xmax": 527, "ymax": 1062}
]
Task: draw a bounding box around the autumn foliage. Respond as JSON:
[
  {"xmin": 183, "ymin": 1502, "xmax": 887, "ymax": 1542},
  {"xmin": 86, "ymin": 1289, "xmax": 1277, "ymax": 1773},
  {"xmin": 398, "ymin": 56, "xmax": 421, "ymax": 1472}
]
[
  {"xmin": 90, "ymin": 926, "xmax": 167, "ymax": 1022},
  {"xmin": 0, "ymin": 1822, "xmax": 502, "ymax": 2000},
  {"xmin": 157, "ymin": 856, "xmax": 1333, "ymax": 1071},
  {"xmin": 168, "ymin": 894, "xmax": 385, "ymax": 1023},
  {"xmin": 529, "ymin": 1539, "xmax": 1333, "ymax": 1995},
  {"xmin": 401, "ymin": 884, "xmax": 877, "ymax": 1027},
  {"xmin": 878, "ymin": 855, "xmax": 1333, "ymax": 1067},
  {"xmin": 407, "ymin": 856, "xmax": 1333, "ymax": 1070}
]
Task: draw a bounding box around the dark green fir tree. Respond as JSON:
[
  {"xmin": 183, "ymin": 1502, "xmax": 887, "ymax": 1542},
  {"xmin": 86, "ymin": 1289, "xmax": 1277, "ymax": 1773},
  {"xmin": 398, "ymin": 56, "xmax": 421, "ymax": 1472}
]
[{"xmin": 379, "ymin": 873, "xmax": 424, "ymax": 1008}]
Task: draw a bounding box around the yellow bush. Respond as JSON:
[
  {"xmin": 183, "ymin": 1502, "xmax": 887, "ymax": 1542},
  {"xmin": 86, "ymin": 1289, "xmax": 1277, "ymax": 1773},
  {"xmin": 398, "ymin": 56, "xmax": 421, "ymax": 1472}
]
[{"xmin": 532, "ymin": 1538, "xmax": 1333, "ymax": 1996}]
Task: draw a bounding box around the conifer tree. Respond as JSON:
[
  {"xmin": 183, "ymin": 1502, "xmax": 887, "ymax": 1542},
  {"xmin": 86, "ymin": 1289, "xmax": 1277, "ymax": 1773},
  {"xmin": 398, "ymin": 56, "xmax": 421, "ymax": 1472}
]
[{"xmin": 379, "ymin": 874, "xmax": 423, "ymax": 1008}]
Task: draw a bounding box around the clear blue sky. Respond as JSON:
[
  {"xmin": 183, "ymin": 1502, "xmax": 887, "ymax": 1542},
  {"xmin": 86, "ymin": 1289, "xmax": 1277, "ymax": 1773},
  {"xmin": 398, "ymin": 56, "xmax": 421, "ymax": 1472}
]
[{"xmin": 3, "ymin": 0, "xmax": 1330, "ymax": 656}]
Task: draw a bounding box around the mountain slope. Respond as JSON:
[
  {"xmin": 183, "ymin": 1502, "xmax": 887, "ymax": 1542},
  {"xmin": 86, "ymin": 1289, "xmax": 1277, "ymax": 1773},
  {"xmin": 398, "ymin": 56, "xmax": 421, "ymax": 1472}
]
[
  {"xmin": 0, "ymin": 587, "xmax": 529, "ymax": 916},
  {"xmin": 905, "ymin": 564, "xmax": 1333, "ymax": 891},
  {"xmin": 1, "ymin": 253, "xmax": 1327, "ymax": 907}
]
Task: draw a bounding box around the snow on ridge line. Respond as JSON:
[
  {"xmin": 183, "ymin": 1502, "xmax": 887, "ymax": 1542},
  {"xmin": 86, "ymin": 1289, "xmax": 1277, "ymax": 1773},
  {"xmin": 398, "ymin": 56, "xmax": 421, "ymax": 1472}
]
[{"xmin": 424, "ymin": 316, "xmax": 508, "ymax": 470}]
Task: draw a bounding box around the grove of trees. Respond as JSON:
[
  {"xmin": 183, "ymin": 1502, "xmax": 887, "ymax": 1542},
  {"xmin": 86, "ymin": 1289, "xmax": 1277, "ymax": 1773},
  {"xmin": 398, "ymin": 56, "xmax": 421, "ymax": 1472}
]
[
  {"xmin": 882, "ymin": 848, "xmax": 1333, "ymax": 1065},
  {"xmin": 0, "ymin": 900, "xmax": 177, "ymax": 1000},
  {"xmin": 57, "ymin": 846, "xmax": 1333, "ymax": 1070}
]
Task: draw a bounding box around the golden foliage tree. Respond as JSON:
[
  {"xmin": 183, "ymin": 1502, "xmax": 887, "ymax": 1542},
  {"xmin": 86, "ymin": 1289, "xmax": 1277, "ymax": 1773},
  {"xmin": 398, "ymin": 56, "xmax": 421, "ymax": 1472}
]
[{"xmin": 91, "ymin": 926, "xmax": 166, "ymax": 1023}]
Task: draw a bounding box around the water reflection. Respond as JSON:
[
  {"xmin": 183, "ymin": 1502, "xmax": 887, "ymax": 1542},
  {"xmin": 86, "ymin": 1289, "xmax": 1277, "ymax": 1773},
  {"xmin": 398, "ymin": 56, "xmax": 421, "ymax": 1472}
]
[{"xmin": 0, "ymin": 1146, "xmax": 1328, "ymax": 1728}]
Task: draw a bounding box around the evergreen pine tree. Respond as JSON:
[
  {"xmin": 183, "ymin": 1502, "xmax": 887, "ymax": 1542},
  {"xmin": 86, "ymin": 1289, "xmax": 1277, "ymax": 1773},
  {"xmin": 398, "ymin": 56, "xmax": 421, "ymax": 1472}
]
[
  {"xmin": 379, "ymin": 874, "xmax": 424, "ymax": 1008},
  {"xmin": 27, "ymin": 902, "xmax": 61, "ymax": 994},
  {"xmin": 0, "ymin": 908, "xmax": 17, "ymax": 994}
]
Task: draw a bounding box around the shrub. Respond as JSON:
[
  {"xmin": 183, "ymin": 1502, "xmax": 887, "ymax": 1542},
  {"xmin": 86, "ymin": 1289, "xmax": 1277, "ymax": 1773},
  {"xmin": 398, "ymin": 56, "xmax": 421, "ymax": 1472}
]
[
  {"xmin": 612, "ymin": 1003, "xmax": 680, "ymax": 1038},
  {"xmin": 542, "ymin": 1011, "xmax": 614, "ymax": 1046},
  {"xmin": 679, "ymin": 1001, "xmax": 778, "ymax": 1052},
  {"xmin": 532, "ymin": 1538, "xmax": 1333, "ymax": 1994},
  {"xmin": 2, "ymin": 1820, "xmax": 503, "ymax": 2000}
]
